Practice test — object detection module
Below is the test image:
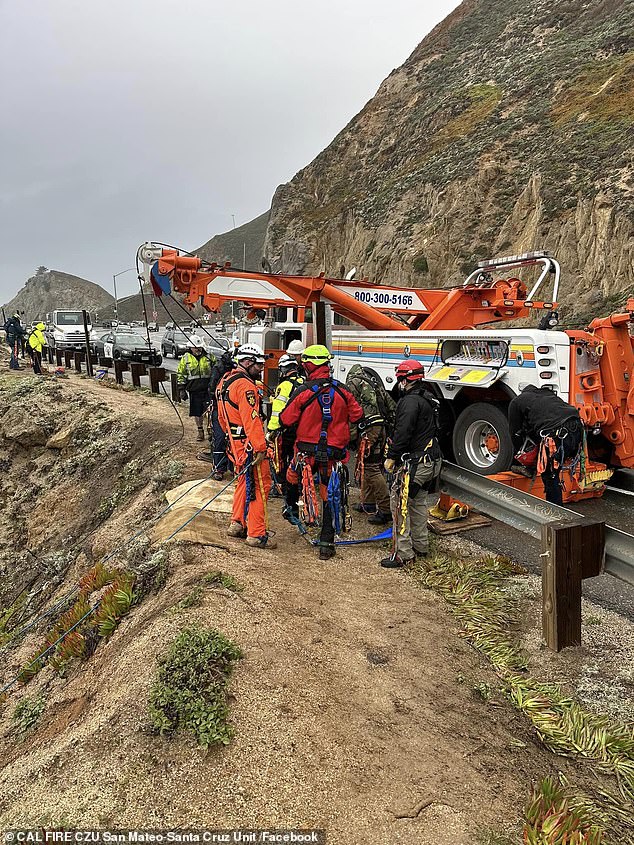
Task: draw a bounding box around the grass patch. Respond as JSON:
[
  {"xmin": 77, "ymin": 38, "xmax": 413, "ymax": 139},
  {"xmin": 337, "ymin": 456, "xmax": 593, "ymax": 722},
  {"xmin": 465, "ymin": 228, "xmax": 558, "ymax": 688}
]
[
  {"xmin": 148, "ymin": 626, "xmax": 242, "ymax": 748},
  {"xmin": 174, "ymin": 586, "xmax": 204, "ymax": 611},
  {"xmin": 12, "ymin": 695, "xmax": 45, "ymax": 738},
  {"xmin": 201, "ymin": 570, "xmax": 244, "ymax": 592},
  {"xmin": 411, "ymin": 553, "xmax": 634, "ymax": 837}
]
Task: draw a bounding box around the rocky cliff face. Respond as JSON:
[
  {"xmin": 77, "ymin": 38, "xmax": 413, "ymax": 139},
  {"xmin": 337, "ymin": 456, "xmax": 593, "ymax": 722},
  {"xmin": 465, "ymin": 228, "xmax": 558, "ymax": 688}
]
[
  {"xmin": 3, "ymin": 268, "xmax": 114, "ymax": 322},
  {"xmin": 263, "ymin": 0, "xmax": 633, "ymax": 324}
]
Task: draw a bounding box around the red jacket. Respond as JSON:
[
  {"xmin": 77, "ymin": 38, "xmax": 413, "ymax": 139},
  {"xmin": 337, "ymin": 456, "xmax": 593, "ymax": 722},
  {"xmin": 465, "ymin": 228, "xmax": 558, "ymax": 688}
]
[{"xmin": 280, "ymin": 365, "xmax": 363, "ymax": 450}]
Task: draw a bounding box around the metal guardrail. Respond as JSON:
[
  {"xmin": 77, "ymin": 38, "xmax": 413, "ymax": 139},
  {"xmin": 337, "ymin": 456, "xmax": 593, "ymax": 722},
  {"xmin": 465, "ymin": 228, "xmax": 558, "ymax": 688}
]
[{"xmin": 441, "ymin": 463, "xmax": 634, "ymax": 587}]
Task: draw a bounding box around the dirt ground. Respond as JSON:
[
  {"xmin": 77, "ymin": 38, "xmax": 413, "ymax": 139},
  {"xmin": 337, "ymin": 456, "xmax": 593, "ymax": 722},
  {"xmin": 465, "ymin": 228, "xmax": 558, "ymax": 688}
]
[{"xmin": 1, "ymin": 364, "xmax": 632, "ymax": 843}]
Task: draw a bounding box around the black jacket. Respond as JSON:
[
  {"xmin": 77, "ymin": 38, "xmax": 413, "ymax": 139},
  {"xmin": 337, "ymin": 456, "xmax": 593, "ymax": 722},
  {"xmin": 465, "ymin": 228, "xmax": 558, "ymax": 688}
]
[
  {"xmin": 388, "ymin": 384, "xmax": 440, "ymax": 462},
  {"xmin": 210, "ymin": 352, "xmax": 235, "ymax": 394},
  {"xmin": 508, "ymin": 385, "xmax": 581, "ymax": 452},
  {"xmin": 4, "ymin": 317, "xmax": 24, "ymax": 343}
]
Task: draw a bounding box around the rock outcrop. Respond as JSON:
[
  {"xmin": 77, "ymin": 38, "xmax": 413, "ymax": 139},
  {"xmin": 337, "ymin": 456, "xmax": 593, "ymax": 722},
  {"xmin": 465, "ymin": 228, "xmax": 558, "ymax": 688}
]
[
  {"xmin": 3, "ymin": 268, "xmax": 114, "ymax": 323},
  {"xmin": 263, "ymin": 0, "xmax": 633, "ymax": 324}
]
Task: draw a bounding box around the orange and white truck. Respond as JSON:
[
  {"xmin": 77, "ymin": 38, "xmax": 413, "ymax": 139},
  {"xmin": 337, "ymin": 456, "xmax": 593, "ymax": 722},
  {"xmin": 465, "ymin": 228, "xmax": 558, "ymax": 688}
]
[{"xmin": 138, "ymin": 244, "xmax": 634, "ymax": 499}]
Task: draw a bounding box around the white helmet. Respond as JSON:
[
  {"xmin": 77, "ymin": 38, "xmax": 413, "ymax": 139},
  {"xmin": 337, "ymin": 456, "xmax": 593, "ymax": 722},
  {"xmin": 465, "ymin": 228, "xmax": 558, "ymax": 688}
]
[
  {"xmin": 188, "ymin": 335, "xmax": 205, "ymax": 348},
  {"xmin": 236, "ymin": 343, "xmax": 265, "ymax": 364},
  {"xmin": 278, "ymin": 353, "xmax": 299, "ymax": 372},
  {"xmin": 286, "ymin": 339, "xmax": 305, "ymax": 355}
]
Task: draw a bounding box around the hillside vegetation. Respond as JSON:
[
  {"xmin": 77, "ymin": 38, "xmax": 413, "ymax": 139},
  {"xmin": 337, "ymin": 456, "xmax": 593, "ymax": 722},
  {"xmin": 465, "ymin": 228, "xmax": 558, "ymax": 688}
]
[{"xmin": 263, "ymin": 0, "xmax": 634, "ymax": 323}]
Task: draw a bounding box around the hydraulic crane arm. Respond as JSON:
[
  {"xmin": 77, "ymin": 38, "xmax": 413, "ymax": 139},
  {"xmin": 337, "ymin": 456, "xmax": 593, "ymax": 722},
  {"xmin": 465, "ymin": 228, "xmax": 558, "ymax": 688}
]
[{"xmin": 137, "ymin": 244, "xmax": 559, "ymax": 332}]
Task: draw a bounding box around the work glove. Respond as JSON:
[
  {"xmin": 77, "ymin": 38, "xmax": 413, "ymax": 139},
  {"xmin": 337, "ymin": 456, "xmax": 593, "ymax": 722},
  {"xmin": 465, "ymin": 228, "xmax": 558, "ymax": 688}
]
[
  {"xmin": 252, "ymin": 451, "xmax": 267, "ymax": 467},
  {"xmin": 384, "ymin": 458, "xmax": 396, "ymax": 474},
  {"xmin": 179, "ymin": 388, "xmax": 188, "ymax": 402}
]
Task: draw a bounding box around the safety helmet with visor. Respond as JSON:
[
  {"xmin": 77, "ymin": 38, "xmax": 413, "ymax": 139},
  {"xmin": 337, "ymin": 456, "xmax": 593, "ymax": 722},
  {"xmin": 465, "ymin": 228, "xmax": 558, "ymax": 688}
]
[{"xmin": 395, "ymin": 360, "xmax": 425, "ymax": 382}]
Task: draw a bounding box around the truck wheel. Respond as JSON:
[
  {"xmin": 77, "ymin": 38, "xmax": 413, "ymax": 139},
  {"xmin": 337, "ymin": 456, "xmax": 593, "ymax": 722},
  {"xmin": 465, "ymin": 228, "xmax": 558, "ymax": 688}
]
[
  {"xmin": 161, "ymin": 345, "xmax": 168, "ymax": 358},
  {"xmin": 154, "ymin": 354, "xmax": 163, "ymax": 366},
  {"xmin": 452, "ymin": 403, "xmax": 513, "ymax": 475}
]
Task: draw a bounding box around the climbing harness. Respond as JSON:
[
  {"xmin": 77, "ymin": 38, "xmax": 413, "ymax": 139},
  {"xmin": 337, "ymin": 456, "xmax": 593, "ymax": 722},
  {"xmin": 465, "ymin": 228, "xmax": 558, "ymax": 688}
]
[{"xmin": 355, "ymin": 434, "xmax": 369, "ymax": 503}]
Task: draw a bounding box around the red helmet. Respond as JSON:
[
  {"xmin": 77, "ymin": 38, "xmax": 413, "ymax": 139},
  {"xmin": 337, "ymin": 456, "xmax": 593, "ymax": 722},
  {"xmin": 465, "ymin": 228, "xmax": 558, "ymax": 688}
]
[{"xmin": 395, "ymin": 360, "xmax": 425, "ymax": 381}]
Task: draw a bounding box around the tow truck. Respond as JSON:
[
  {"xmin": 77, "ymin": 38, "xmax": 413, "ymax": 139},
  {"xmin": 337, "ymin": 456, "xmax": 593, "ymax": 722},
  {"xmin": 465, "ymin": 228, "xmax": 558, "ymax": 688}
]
[{"xmin": 137, "ymin": 243, "xmax": 634, "ymax": 501}]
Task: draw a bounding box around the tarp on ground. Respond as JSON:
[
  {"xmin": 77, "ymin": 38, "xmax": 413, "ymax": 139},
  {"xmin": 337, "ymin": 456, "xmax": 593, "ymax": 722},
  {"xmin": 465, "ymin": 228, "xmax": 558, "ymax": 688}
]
[{"xmin": 150, "ymin": 477, "xmax": 233, "ymax": 547}]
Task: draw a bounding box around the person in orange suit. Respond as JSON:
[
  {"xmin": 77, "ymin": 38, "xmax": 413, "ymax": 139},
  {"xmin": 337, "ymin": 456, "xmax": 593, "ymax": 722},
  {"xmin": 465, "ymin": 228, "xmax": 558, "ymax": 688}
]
[{"xmin": 216, "ymin": 343, "xmax": 275, "ymax": 549}]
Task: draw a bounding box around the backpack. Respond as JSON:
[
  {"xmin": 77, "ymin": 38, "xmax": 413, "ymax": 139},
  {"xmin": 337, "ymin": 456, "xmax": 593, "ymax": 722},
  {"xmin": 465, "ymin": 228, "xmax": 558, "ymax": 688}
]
[
  {"xmin": 420, "ymin": 388, "xmax": 441, "ymax": 439},
  {"xmin": 358, "ymin": 368, "xmax": 396, "ymax": 433}
]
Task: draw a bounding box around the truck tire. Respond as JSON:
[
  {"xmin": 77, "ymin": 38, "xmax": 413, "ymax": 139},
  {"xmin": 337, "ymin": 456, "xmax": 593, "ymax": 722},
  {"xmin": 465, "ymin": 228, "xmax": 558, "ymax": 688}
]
[
  {"xmin": 161, "ymin": 345, "xmax": 169, "ymax": 358},
  {"xmin": 154, "ymin": 354, "xmax": 163, "ymax": 366},
  {"xmin": 452, "ymin": 403, "xmax": 513, "ymax": 475}
]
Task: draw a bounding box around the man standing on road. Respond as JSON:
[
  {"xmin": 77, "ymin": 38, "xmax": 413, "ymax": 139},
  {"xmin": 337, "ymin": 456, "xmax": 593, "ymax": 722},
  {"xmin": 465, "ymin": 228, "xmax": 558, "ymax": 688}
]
[
  {"xmin": 508, "ymin": 385, "xmax": 583, "ymax": 505},
  {"xmin": 382, "ymin": 361, "xmax": 442, "ymax": 569},
  {"xmin": 345, "ymin": 364, "xmax": 395, "ymax": 525},
  {"xmin": 280, "ymin": 345, "xmax": 363, "ymax": 560},
  {"xmin": 176, "ymin": 335, "xmax": 214, "ymax": 441},
  {"xmin": 217, "ymin": 343, "xmax": 275, "ymax": 549}
]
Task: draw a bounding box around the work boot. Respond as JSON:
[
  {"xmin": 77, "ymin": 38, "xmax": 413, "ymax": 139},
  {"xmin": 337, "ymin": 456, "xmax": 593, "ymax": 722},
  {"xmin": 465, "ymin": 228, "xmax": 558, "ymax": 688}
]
[
  {"xmin": 246, "ymin": 535, "xmax": 277, "ymax": 549},
  {"xmin": 197, "ymin": 451, "xmax": 214, "ymax": 463},
  {"xmin": 368, "ymin": 510, "xmax": 392, "ymax": 525},
  {"xmin": 319, "ymin": 544, "xmax": 336, "ymax": 560},
  {"xmin": 380, "ymin": 554, "xmax": 414, "ymax": 569},
  {"xmin": 227, "ymin": 521, "xmax": 246, "ymax": 538},
  {"xmin": 197, "ymin": 428, "xmax": 205, "ymax": 441},
  {"xmin": 212, "ymin": 470, "xmax": 225, "ymax": 481}
]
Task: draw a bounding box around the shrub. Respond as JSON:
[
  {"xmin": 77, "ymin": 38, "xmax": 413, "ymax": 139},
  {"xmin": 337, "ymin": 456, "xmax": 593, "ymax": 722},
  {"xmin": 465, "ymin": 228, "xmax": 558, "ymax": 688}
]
[
  {"xmin": 149, "ymin": 626, "xmax": 242, "ymax": 748},
  {"xmin": 12, "ymin": 695, "xmax": 45, "ymax": 737},
  {"xmin": 412, "ymin": 253, "xmax": 429, "ymax": 274}
]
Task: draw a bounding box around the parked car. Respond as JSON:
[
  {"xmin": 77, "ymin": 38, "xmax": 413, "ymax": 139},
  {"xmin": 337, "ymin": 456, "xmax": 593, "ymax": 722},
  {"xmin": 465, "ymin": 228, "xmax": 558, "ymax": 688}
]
[
  {"xmin": 161, "ymin": 328, "xmax": 192, "ymax": 358},
  {"xmin": 94, "ymin": 330, "xmax": 162, "ymax": 365}
]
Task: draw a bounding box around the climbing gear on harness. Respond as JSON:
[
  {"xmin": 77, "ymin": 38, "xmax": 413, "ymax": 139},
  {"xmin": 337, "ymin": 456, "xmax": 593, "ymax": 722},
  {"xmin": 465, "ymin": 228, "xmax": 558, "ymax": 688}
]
[
  {"xmin": 355, "ymin": 434, "xmax": 369, "ymax": 501},
  {"xmin": 327, "ymin": 461, "xmax": 352, "ymax": 534},
  {"xmin": 297, "ymin": 455, "xmax": 320, "ymax": 527}
]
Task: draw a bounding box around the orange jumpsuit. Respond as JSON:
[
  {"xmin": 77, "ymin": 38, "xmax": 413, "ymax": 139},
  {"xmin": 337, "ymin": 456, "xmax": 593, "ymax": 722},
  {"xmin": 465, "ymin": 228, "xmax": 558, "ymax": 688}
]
[{"xmin": 217, "ymin": 368, "xmax": 272, "ymax": 539}]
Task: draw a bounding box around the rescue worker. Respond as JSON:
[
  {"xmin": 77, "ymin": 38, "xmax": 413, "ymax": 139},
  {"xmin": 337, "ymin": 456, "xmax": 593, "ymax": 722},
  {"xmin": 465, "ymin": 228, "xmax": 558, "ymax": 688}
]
[
  {"xmin": 280, "ymin": 344, "xmax": 363, "ymax": 560},
  {"xmin": 4, "ymin": 312, "xmax": 24, "ymax": 370},
  {"xmin": 198, "ymin": 347, "xmax": 235, "ymax": 478},
  {"xmin": 286, "ymin": 339, "xmax": 305, "ymax": 366},
  {"xmin": 176, "ymin": 335, "xmax": 215, "ymax": 441},
  {"xmin": 346, "ymin": 364, "xmax": 395, "ymax": 525},
  {"xmin": 217, "ymin": 343, "xmax": 275, "ymax": 549},
  {"xmin": 28, "ymin": 322, "xmax": 47, "ymax": 375},
  {"xmin": 508, "ymin": 385, "xmax": 583, "ymax": 505},
  {"xmin": 382, "ymin": 361, "xmax": 442, "ymax": 569},
  {"xmin": 266, "ymin": 353, "xmax": 305, "ymax": 512}
]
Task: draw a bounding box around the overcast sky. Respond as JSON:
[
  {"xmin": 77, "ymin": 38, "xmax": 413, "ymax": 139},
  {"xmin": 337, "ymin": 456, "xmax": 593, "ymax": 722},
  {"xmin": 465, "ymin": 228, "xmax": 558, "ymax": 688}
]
[{"xmin": 0, "ymin": 0, "xmax": 460, "ymax": 304}]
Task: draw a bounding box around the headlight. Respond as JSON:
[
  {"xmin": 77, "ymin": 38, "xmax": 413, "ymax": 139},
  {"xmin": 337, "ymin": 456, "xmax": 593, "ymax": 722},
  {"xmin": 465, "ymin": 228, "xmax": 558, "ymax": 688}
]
[{"xmin": 121, "ymin": 350, "xmax": 131, "ymax": 356}]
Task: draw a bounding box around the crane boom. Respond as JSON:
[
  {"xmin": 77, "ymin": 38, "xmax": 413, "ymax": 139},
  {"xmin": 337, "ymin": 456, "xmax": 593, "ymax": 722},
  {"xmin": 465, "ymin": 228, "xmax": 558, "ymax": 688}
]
[{"xmin": 138, "ymin": 244, "xmax": 559, "ymax": 332}]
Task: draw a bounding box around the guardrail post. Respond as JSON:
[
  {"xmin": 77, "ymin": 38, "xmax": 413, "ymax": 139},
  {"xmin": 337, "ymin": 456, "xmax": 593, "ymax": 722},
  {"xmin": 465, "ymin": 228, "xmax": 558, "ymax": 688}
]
[
  {"xmin": 63, "ymin": 350, "xmax": 73, "ymax": 368},
  {"xmin": 114, "ymin": 360, "xmax": 129, "ymax": 385},
  {"xmin": 541, "ymin": 519, "xmax": 604, "ymax": 651},
  {"xmin": 73, "ymin": 350, "xmax": 85, "ymax": 373},
  {"xmin": 99, "ymin": 356, "xmax": 113, "ymax": 368},
  {"xmin": 171, "ymin": 372, "xmax": 180, "ymax": 402},
  {"xmin": 55, "ymin": 349, "xmax": 64, "ymax": 366},
  {"xmin": 130, "ymin": 362, "xmax": 146, "ymax": 387},
  {"xmin": 148, "ymin": 366, "xmax": 167, "ymax": 394}
]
